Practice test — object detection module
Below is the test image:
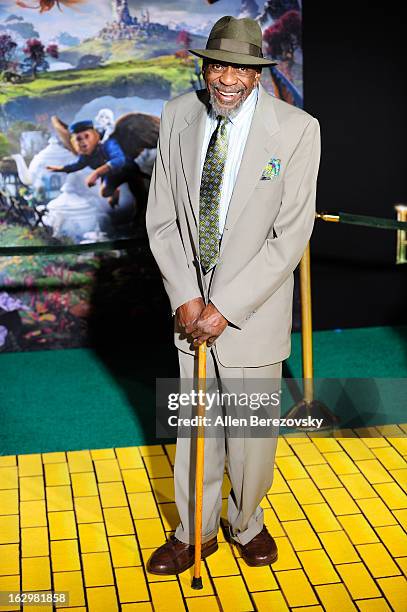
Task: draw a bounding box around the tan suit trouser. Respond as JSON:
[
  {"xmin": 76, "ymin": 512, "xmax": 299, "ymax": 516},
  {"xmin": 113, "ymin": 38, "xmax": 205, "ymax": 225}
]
[{"xmin": 174, "ymin": 267, "xmax": 281, "ymax": 545}]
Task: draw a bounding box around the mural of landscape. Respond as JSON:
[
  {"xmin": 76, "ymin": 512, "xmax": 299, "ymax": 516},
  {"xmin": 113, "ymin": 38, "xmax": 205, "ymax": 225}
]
[{"xmin": 0, "ymin": 0, "xmax": 303, "ymax": 351}]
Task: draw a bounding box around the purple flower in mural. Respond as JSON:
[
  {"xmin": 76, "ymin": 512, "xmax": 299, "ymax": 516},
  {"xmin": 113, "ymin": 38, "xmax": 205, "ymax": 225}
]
[
  {"xmin": 0, "ymin": 325, "xmax": 8, "ymax": 347},
  {"xmin": 0, "ymin": 292, "xmax": 28, "ymax": 313}
]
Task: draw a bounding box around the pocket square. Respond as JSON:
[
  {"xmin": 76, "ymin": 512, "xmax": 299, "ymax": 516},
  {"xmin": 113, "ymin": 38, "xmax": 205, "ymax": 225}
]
[{"xmin": 261, "ymin": 158, "xmax": 281, "ymax": 180}]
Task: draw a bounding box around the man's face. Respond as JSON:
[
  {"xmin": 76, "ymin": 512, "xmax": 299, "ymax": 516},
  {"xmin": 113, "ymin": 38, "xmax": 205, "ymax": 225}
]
[
  {"xmin": 203, "ymin": 61, "xmax": 261, "ymax": 118},
  {"xmin": 72, "ymin": 129, "xmax": 100, "ymax": 155}
]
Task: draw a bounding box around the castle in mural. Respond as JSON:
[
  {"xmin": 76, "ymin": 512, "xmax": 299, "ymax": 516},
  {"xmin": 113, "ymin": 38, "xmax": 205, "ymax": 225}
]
[{"xmin": 99, "ymin": 0, "xmax": 170, "ymax": 41}]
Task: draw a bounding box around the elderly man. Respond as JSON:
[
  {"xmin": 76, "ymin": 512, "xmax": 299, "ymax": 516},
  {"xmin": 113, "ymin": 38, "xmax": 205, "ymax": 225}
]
[{"xmin": 146, "ymin": 15, "xmax": 320, "ymax": 574}]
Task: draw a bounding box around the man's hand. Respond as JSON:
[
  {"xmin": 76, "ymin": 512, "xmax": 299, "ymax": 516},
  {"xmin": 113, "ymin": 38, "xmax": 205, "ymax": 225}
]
[
  {"xmin": 189, "ymin": 302, "xmax": 228, "ymax": 347},
  {"xmin": 176, "ymin": 297, "xmax": 205, "ymax": 337},
  {"xmin": 86, "ymin": 171, "xmax": 100, "ymax": 187},
  {"xmin": 47, "ymin": 165, "xmax": 64, "ymax": 172}
]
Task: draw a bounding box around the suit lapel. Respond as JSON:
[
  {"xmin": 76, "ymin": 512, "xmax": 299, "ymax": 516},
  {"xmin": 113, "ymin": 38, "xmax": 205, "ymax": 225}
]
[{"xmin": 219, "ymin": 85, "xmax": 281, "ymax": 255}]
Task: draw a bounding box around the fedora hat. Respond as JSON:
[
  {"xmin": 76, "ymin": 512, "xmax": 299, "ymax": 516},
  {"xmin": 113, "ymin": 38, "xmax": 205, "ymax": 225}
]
[{"xmin": 189, "ymin": 15, "xmax": 277, "ymax": 67}]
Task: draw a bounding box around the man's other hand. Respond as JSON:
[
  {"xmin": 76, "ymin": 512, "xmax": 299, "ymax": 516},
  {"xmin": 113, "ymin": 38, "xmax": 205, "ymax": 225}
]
[
  {"xmin": 176, "ymin": 297, "xmax": 205, "ymax": 336},
  {"xmin": 191, "ymin": 302, "xmax": 228, "ymax": 347}
]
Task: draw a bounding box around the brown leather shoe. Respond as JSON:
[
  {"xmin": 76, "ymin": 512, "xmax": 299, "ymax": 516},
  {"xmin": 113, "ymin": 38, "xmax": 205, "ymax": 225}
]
[
  {"xmin": 146, "ymin": 535, "xmax": 218, "ymax": 575},
  {"xmin": 234, "ymin": 526, "xmax": 278, "ymax": 567}
]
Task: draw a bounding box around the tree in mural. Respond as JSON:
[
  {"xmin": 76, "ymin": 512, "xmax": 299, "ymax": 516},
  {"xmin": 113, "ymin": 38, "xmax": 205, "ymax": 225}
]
[
  {"xmin": 263, "ymin": 9, "xmax": 301, "ymax": 79},
  {"xmin": 21, "ymin": 38, "xmax": 59, "ymax": 77},
  {"xmin": 0, "ymin": 34, "xmax": 17, "ymax": 72}
]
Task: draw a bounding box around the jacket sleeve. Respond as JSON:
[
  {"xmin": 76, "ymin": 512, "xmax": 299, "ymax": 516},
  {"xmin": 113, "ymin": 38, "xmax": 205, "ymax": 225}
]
[
  {"xmin": 104, "ymin": 138, "xmax": 127, "ymax": 174},
  {"xmin": 61, "ymin": 155, "xmax": 88, "ymax": 173},
  {"xmin": 210, "ymin": 117, "xmax": 321, "ymax": 329},
  {"xmin": 146, "ymin": 102, "xmax": 202, "ymax": 313}
]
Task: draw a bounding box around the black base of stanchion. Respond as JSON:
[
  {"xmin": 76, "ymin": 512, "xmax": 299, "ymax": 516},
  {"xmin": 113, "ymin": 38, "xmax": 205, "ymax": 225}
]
[
  {"xmin": 284, "ymin": 399, "xmax": 339, "ymax": 431},
  {"xmin": 191, "ymin": 576, "xmax": 203, "ymax": 590}
]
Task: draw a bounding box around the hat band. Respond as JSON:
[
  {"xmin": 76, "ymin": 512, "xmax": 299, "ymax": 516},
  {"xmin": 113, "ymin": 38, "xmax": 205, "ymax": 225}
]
[{"xmin": 207, "ymin": 37, "xmax": 263, "ymax": 58}]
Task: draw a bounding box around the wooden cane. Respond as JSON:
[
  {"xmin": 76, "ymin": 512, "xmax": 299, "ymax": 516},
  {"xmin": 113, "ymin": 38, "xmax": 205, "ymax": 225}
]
[{"xmin": 191, "ymin": 340, "xmax": 207, "ymax": 589}]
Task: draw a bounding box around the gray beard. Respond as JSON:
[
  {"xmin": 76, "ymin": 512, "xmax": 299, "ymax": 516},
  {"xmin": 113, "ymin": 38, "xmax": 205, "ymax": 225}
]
[{"xmin": 208, "ymin": 88, "xmax": 246, "ymax": 119}]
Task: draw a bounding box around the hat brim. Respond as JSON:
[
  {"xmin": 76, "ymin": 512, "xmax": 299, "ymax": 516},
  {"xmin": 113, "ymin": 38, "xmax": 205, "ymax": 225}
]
[{"xmin": 189, "ymin": 48, "xmax": 277, "ymax": 67}]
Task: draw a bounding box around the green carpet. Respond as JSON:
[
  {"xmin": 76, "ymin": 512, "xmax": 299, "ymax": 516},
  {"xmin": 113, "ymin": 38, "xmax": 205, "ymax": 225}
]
[{"xmin": 0, "ymin": 326, "xmax": 406, "ymax": 456}]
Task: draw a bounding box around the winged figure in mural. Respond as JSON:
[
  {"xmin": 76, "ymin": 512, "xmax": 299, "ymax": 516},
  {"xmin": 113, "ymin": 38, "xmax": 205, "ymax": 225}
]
[
  {"xmin": 47, "ymin": 113, "xmax": 160, "ymax": 208},
  {"xmin": 15, "ymin": 0, "xmax": 84, "ymax": 12}
]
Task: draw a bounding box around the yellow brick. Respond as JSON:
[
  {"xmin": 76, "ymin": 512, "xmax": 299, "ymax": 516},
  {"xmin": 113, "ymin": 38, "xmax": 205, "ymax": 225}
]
[
  {"xmin": 53, "ymin": 571, "xmax": 85, "ymax": 608},
  {"xmin": 86, "ymin": 585, "xmax": 118, "ymax": 611},
  {"xmin": 354, "ymin": 427, "xmax": 387, "ymax": 444},
  {"xmin": 149, "ymin": 581, "xmax": 185, "ymax": 612},
  {"xmin": 221, "ymin": 474, "xmax": 231, "ymax": 499},
  {"xmin": 185, "ymin": 596, "xmax": 220, "ymax": 611},
  {"xmin": 332, "ymin": 430, "xmax": 357, "ymax": 439},
  {"xmin": 376, "ymin": 525, "xmax": 407, "ymax": 557},
  {"xmin": 286, "ymin": 478, "xmax": 324, "ymax": 504},
  {"xmin": 165, "ymin": 444, "xmax": 176, "ymax": 466},
  {"xmin": 22, "ymin": 556, "xmax": 51, "ymax": 591},
  {"xmin": 276, "ymin": 455, "xmax": 308, "ymax": 479},
  {"xmin": 150, "ymin": 477, "xmax": 174, "ymax": 503},
  {"xmin": 318, "ymin": 531, "xmax": 359, "ymax": 564},
  {"xmin": 336, "ymin": 562, "xmax": 381, "ymax": 599},
  {"xmin": 337, "ymin": 438, "xmax": 375, "ymax": 460},
  {"xmin": 316, "ymin": 583, "xmax": 357, "ymax": 611},
  {"xmin": 20, "ymin": 476, "xmax": 44, "ymax": 501},
  {"xmin": 115, "ymin": 447, "xmax": 143, "ymax": 469},
  {"xmin": 74, "ymin": 496, "xmax": 103, "ymax": 524},
  {"xmin": 390, "ymin": 468, "xmax": 407, "ymax": 492},
  {"xmin": 139, "ymin": 445, "xmax": 164, "ymax": 457},
  {"xmin": 321, "ymin": 487, "xmax": 359, "ymax": 515},
  {"xmin": 121, "ymin": 605, "xmax": 153, "ymax": 612},
  {"xmin": 205, "ymin": 542, "xmax": 239, "ymax": 577},
  {"xmin": 67, "ymin": 450, "xmax": 93, "ymax": 473},
  {"xmin": 338, "ymin": 514, "xmax": 379, "ymax": 545},
  {"xmin": 46, "ymin": 485, "xmax": 73, "ymax": 511},
  {"xmin": 0, "ymin": 543, "xmax": 19, "ymax": 574},
  {"xmin": 78, "ymin": 523, "xmax": 108, "ymax": 553},
  {"xmin": 275, "ymin": 568, "xmax": 318, "ymax": 607},
  {"xmin": 302, "ymin": 503, "xmax": 341, "ymax": 532},
  {"xmin": 104, "ymin": 507, "xmax": 134, "ymax": 537},
  {"xmin": 0, "ymin": 514, "xmax": 19, "ymax": 544},
  {"xmin": 268, "ymin": 492, "xmax": 305, "ymax": 521},
  {"xmin": 98, "ymin": 482, "xmax": 127, "ymax": 507},
  {"xmin": 388, "ymin": 437, "xmax": 407, "ymax": 455},
  {"xmin": 356, "ymin": 497, "xmax": 397, "ymax": 526},
  {"xmin": 306, "ymin": 464, "xmax": 342, "ymax": 488},
  {"xmin": 324, "ymin": 452, "xmax": 359, "ymax": 475},
  {"xmin": 128, "ymin": 492, "xmax": 159, "ymax": 520},
  {"xmin": 293, "ymin": 443, "xmax": 326, "ymax": 465},
  {"xmin": 0, "ymin": 466, "xmax": 18, "ymax": 489},
  {"xmin": 269, "ymin": 469, "xmax": 290, "ymax": 494},
  {"xmin": 285, "ymin": 435, "xmax": 312, "ymax": 444},
  {"xmin": 0, "ymin": 489, "xmax": 18, "ymax": 516},
  {"xmin": 90, "ymin": 448, "xmax": 115, "ymax": 460},
  {"xmin": 71, "ymin": 472, "xmax": 98, "ymax": 497},
  {"xmin": 42, "ymin": 451, "xmax": 66, "ymax": 463},
  {"xmin": 135, "ymin": 518, "xmax": 165, "ymax": 549},
  {"xmin": 238, "ymin": 558, "xmax": 278, "ymax": 592},
  {"xmin": 18, "ymin": 454, "xmax": 42, "ymax": 477},
  {"xmin": 310, "ymin": 437, "xmax": 342, "ymax": 453},
  {"xmin": 143, "ymin": 455, "xmax": 173, "ymax": 478},
  {"xmin": 82, "ymin": 551, "xmax": 114, "ymax": 587},
  {"xmin": 252, "ymin": 590, "xmax": 289, "ymax": 611},
  {"xmin": 373, "ymin": 447, "xmax": 407, "ymax": 470},
  {"xmin": 355, "ymin": 459, "xmax": 393, "ymax": 483},
  {"xmin": 20, "ymin": 500, "xmax": 46, "ymax": 528},
  {"xmin": 375, "ymin": 482, "xmax": 407, "ymax": 510},
  {"xmin": 356, "ymin": 599, "xmax": 391, "ymax": 612},
  {"xmin": 44, "ymin": 462, "xmax": 70, "ymax": 486},
  {"xmin": 0, "ymin": 455, "xmax": 16, "ymax": 467},
  {"xmin": 51, "ymin": 539, "xmax": 81, "ymax": 572},
  {"xmin": 0, "ymin": 574, "xmax": 20, "ymax": 611},
  {"xmin": 109, "ymin": 535, "xmax": 141, "ymax": 567},
  {"xmin": 339, "ymin": 473, "xmax": 378, "ymax": 498},
  {"xmin": 48, "ymin": 510, "xmax": 77, "ymax": 540},
  {"xmin": 116, "ymin": 566, "xmax": 149, "ymax": 603},
  {"xmin": 276, "ymin": 437, "xmax": 294, "ymax": 457},
  {"xmin": 179, "ymin": 563, "xmax": 214, "ymax": 598},
  {"xmin": 158, "ymin": 503, "xmax": 179, "ymax": 532},
  {"xmin": 377, "ymin": 576, "xmax": 407, "ymax": 612},
  {"xmin": 282, "ymin": 519, "xmax": 321, "ymax": 551},
  {"xmin": 263, "ymin": 506, "xmax": 285, "ymax": 538},
  {"xmin": 376, "ymin": 425, "xmax": 403, "ymax": 437},
  {"xmin": 394, "ymin": 509, "xmax": 407, "ymax": 530},
  {"xmin": 397, "ymin": 557, "xmax": 407, "ymax": 577},
  {"xmin": 298, "ymin": 549, "xmax": 339, "ymax": 585},
  {"xmin": 123, "ymin": 469, "xmax": 151, "ymax": 494},
  {"xmin": 271, "ymin": 536, "xmax": 301, "ymax": 571},
  {"xmin": 21, "ymin": 526, "xmax": 49, "ymax": 557},
  {"xmin": 356, "ymin": 542, "xmax": 401, "ymax": 578},
  {"xmin": 94, "ymin": 459, "xmax": 122, "ymax": 483},
  {"xmin": 213, "ymin": 575, "xmax": 254, "ymax": 612}
]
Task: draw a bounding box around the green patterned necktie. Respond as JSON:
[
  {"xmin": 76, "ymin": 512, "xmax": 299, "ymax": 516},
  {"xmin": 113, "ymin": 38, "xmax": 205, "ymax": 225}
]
[{"xmin": 199, "ymin": 116, "xmax": 229, "ymax": 273}]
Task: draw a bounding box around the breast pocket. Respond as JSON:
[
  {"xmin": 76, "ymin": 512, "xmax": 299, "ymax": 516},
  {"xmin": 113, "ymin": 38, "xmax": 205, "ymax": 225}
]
[{"xmin": 255, "ymin": 177, "xmax": 283, "ymax": 190}]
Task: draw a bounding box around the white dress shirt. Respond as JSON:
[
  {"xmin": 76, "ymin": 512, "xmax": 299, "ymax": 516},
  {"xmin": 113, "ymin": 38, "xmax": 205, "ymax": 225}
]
[{"xmin": 200, "ymin": 86, "xmax": 258, "ymax": 237}]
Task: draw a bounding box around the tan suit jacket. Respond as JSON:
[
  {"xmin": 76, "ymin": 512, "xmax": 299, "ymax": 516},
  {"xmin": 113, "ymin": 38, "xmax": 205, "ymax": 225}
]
[{"xmin": 146, "ymin": 83, "xmax": 321, "ymax": 367}]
